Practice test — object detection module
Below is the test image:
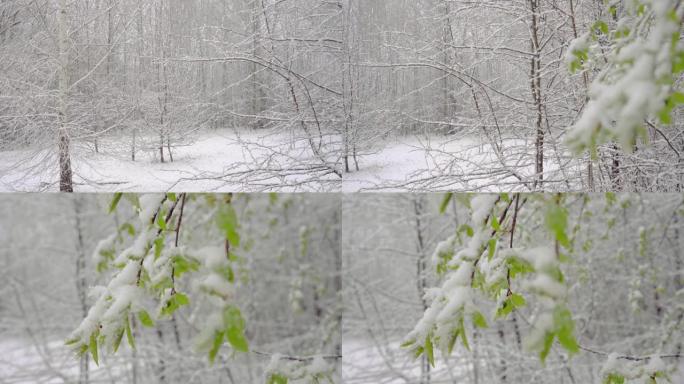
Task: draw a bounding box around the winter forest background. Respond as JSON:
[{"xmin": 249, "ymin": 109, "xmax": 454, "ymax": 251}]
[
  {"xmin": 1, "ymin": 0, "xmax": 684, "ymax": 191},
  {"xmin": 0, "ymin": 193, "xmax": 341, "ymax": 383}
]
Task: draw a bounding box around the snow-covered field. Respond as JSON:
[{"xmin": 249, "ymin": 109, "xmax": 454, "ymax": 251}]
[
  {"xmin": 343, "ymin": 135, "xmax": 584, "ymax": 192},
  {"xmin": 0, "ymin": 129, "xmax": 340, "ymax": 192},
  {"xmin": 343, "ymin": 338, "xmax": 470, "ymax": 384},
  {"xmin": 0, "ymin": 337, "xmax": 130, "ymax": 384}
]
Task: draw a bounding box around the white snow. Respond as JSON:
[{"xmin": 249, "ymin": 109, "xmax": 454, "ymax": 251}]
[
  {"xmin": 343, "ymin": 338, "xmax": 470, "ymax": 384},
  {"xmin": 520, "ymin": 247, "xmax": 556, "ymax": 272},
  {"xmin": 192, "ymin": 246, "xmax": 229, "ymax": 270},
  {"xmin": 92, "ymin": 233, "xmax": 117, "ymax": 262},
  {"xmin": 0, "ymin": 129, "xmax": 339, "ymax": 192},
  {"xmin": 343, "ymin": 135, "xmax": 584, "ymax": 192},
  {"xmin": 114, "ymin": 229, "xmax": 152, "ymax": 264},
  {"xmin": 200, "ymin": 273, "xmax": 234, "ymax": 298},
  {"xmin": 139, "ymin": 194, "xmax": 166, "ymax": 224},
  {"xmin": 0, "ymin": 337, "xmax": 129, "ymax": 383},
  {"xmin": 524, "ymin": 275, "xmax": 567, "ymax": 299}
]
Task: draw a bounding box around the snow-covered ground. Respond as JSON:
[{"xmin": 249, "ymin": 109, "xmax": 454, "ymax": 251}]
[
  {"xmin": 343, "ymin": 135, "xmax": 584, "ymax": 192},
  {"xmin": 0, "ymin": 129, "xmax": 340, "ymax": 192},
  {"xmin": 343, "ymin": 338, "xmax": 470, "ymax": 384},
  {"xmin": 0, "ymin": 337, "xmax": 130, "ymax": 383}
]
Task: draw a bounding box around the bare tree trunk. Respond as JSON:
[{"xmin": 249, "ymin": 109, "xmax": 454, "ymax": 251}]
[
  {"xmin": 58, "ymin": 0, "xmax": 73, "ymax": 192},
  {"xmin": 529, "ymin": 0, "xmax": 543, "ymax": 190},
  {"xmin": 251, "ymin": 0, "xmax": 263, "ymax": 130},
  {"xmin": 568, "ymin": 0, "xmax": 594, "ymax": 191},
  {"xmin": 441, "ymin": 0, "xmax": 454, "ymax": 134}
]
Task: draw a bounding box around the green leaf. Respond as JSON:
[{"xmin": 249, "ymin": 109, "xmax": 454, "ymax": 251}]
[
  {"xmin": 439, "ymin": 193, "xmax": 453, "ymax": 214},
  {"xmin": 510, "ymin": 293, "xmax": 526, "ymax": 307},
  {"xmin": 507, "ymin": 256, "xmax": 534, "ymax": 278},
  {"xmin": 496, "ymin": 293, "xmax": 526, "ymax": 318},
  {"xmin": 175, "ymin": 292, "xmax": 190, "ymax": 306},
  {"xmin": 89, "ymin": 333, "xmax": 99, "ymax": 366},
  {"xmin": 540, "ymin": 332, "xmax": 555, "ymax": 363},
  {"xmin": 120, "ymin": 222, "xmax": 135, "ymax": 236},
  {"xmin": 592, "ymin": 20, "xmax": 608, "ymax": 35},
  {"xmin": 605, "ymin": 373, "xmax": 625, "ymax": 384},
  {"xmin": 223, "ymin": 306, "xmax": 245, "ymax": 329},
  {"xmin": 109, "ymin": 193, "xmax": 123, "ymax": 213},
  {"xmin": 138, "ymin": 310, "xmax": 155, "ymax": 327},
  {"xmin": 222, "ymin": 305, "xmax": 249, "ymax": 352},
  {"xmin": 161, "ymin": 293, "xmax": 190, "ymax": 316},
  {"xmin": 413, "ymin": 345, "xmax": 424, "ymax": 359},
  {"xmin": 546, "ymin": 204, "xmax": 570, "ymax": 248},
  {"xmin": 208, "ymin": 331, "xmax": 224, "ymax": 364},
  {"xmin": 554, "ymin": 307, "xmax": 579, "ymax": 355},
  {"xmin": 425, "ymin": 336, "xmax": 435, "ymax": 368},
  {"xmin": 173, "ymin": 256, "xmax": 199, "ymax": 277},
  {"xmin": 126, "ymin": 317, "xmax": 136, "ymax": 350},
  {"xmin": 269, "ymin": 373, "xmax": 288, "ymax": 384},
  {"xmin": 460, "ymin": 327, "xmax": 470, "ymax": 351},
  {"xmin": 113, "ymin": 328, "xmax": 125, "ymax": 353},
  {"xmin": 487, "ymin": 238, "xmax": 497, "ymax": 260},
  {"xmin": 154, "ymin": 237, "xmax": 164, "ymax": 259},
  {"xmin": 216, "ymin": 204, "xmax": 241, "ymax": 246},
  {"xmin": 156, "ymin": 213, "xmax": 167, "ymax": 230},
  {"xmin": 77, "ymin": 344, "xmax": 89, "ymax": 357},
  {"xmin": 491, "ymin": 215, "xmax": 500, "ymax": 231},
  {"xmin": 670, "ymin": 91, "xmax": 684, "ymax": 105},
  {"xmin": 557, "ymin": 327, "xmax": 579, "ymax": 355},
  {"xmin": 447, "ymin": 328, "xmax": 460, "ymax": 355},
  {"xmin": 167, "ymin": 193, "xmax": 177, "ymax": 202},
  {"xmin": 472, "ymin": 311, "xmax": 488, "ymax": 328},
  {"xmin": 459, "ymin": 224, "xmax": 474, "ymax": 237},
  {"xmin": 226, "ymin": 326, "xmax": 249, "ymax": 352}
]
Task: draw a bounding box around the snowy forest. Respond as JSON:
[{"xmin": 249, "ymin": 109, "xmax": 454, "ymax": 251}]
[
  {"xmin": 0, "ymin": 193, "xmax": 341, "ymax": 383},
  {"xmin": 0, "ymin": 0, "xmax": 342, "ymax": 192},
  {"xmin": 343, "ymin": 0, "xmax": 684, "ymax": 191},
  {"xmin": 2, "ymin": 0, "xmax": 684, "ymax": 192},
  {"xmin": 343, "ymin": 193, "xmax": 684, "ymax": 383}
]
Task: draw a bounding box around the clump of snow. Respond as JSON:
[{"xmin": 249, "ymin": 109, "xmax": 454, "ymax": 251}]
[
  {"xmin": 194, "ymin": 312, "xmax": 225, "ymax": 352},
  {"xmin": 109, "ymin": 259, "xmax": 141, "ymax": 289},
  {"xmin": 92, "ymin": 233, "xmax": 117, "ymax": 262},
  {"xmin": 69, "ymin": 259, "xmax": 145, "ymax": 347},
  {"xmin": 471, "ymin": 195, "xmax": 498, "ymax": 225},
  {"xmin": 191, "ymin": 246, "xmax": 229, "ymax": 270},
  {"xmin": 432, "ymin": 235, "xmax": 456, "ymax": 265},
  {"xmin": 565, "ymin": 31, "xmax": 590, "ymax": 67},
  {"xmin": 265, "ymin": 354, "xmax": 333, "ymax": 382},
  {"xmin": 139, "ymin": 194, "xmax": 166, "ymax": 225},
  {"xmin": 524, "ymin": 275, "xmax": 567, "ymax": 299},
  {"xmin": 520, "ymin": 247, "xmax": 556, "ymax": 272},
  {"xmin": 114, "ymin": 229, "xmax": 152, "ymax": 264},
  {"xmin": 524, "ymin": 312, "xmax": 554, "ymax": 352},
  {"xmin": 200, "ymin": 274, "xmax": 234, "ymax": 298}
]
